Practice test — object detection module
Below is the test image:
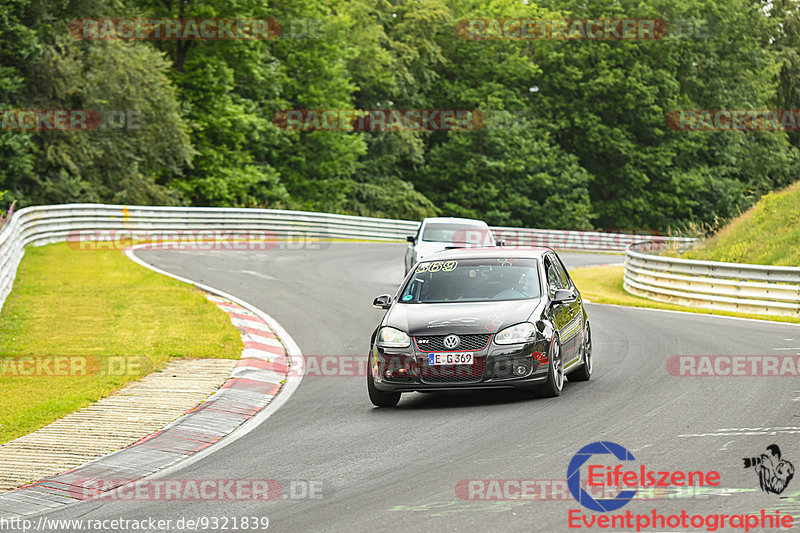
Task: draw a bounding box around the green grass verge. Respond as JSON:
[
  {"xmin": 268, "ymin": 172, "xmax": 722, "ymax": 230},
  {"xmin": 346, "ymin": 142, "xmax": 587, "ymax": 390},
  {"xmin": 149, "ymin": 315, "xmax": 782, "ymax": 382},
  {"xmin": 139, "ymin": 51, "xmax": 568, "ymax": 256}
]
[
  {"xmin": 681, "ymin": 180, "xmax": 800, "ymax": 266},
  {"xmin": 570, "ymin": 265, "xmax": 800, "ymax": 324},
  {"xmin": 0, "ymin": 242, "xmax": 243, "ymax": 444}
]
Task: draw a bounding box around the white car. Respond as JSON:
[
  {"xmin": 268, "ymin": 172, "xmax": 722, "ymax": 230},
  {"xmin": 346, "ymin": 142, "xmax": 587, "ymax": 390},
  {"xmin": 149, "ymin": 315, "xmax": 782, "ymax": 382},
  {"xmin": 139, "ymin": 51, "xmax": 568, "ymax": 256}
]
[{"xmin": 404, "ymin": 217, "xmax": 497, "ymax": 273}]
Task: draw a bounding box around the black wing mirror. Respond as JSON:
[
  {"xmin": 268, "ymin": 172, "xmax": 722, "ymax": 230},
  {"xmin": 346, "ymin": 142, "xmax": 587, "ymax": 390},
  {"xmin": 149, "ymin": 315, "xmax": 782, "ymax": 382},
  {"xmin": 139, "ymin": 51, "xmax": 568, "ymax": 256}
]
[
  {"xmin": 406, "ymin": 235, "xmax": 416, "ymax": 243},
  {"xmin": 373, "ymin": 294, "xmax": 393, "ymax": 309},
  {"xmin": 552, "ymin": 289, "xmax": 577, "ymax": 304}
]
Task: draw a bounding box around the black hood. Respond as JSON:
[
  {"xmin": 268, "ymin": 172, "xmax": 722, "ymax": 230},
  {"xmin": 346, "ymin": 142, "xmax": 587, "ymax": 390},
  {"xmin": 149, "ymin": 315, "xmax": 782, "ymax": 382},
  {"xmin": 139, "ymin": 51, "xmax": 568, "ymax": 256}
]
[{"xmin": 384, "ymin": 299, "xmax": 544, "ymax": 337}]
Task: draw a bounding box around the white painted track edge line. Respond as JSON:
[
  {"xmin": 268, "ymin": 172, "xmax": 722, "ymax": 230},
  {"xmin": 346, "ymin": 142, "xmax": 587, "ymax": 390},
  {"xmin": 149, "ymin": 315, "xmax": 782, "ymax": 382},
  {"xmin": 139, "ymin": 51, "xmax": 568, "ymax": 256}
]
[
  {"xmin": 0, "ymin": 246, "xmax": 305, "ymax": 520},
  {"xmin": 122, "ymin": 243, "xmax": 305, "ymax": 479}
]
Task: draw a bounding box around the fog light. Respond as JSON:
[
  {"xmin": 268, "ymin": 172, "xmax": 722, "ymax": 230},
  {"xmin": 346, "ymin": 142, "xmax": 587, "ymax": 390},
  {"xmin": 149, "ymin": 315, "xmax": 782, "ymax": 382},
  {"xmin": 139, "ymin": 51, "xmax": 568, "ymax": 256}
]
[
  {"xmin": 385, "ymin": 370, "xmax": 393, "ymax": 378},
  {"xmin": 514, "ymin": 364, "xmax": 528, "ymax": 376}
]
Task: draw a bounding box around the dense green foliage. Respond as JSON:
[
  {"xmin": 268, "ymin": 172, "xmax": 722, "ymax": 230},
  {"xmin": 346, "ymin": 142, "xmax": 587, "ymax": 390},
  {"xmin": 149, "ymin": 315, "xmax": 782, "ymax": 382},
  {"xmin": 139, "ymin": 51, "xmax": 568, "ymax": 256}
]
[{"xmin": 1, "ymin": 0, "xmax": 799, "ymax": 231}]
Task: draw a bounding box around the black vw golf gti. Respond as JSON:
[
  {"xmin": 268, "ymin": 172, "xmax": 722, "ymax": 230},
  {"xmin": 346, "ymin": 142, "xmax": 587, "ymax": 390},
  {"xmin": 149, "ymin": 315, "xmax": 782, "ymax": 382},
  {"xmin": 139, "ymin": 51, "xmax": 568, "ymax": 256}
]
[{"xmin": 367, "ymin": 247, "xmax": 592, "ymax": 407}]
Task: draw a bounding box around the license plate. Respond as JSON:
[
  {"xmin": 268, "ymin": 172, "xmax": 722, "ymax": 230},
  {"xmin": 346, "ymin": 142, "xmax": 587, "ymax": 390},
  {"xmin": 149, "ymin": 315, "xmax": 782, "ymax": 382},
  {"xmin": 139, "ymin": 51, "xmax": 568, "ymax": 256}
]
[{"xmin": 428, "ymin": 352, "xmax": 473, "ymax": 365}]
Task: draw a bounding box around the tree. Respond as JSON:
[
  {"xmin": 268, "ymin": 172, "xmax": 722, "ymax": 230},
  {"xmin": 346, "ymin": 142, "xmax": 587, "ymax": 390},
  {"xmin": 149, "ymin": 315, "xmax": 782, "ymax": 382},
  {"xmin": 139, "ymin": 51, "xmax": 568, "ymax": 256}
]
[{"xmin": 1, "ymin": 0, "xmax": 193, "ymax": 207}]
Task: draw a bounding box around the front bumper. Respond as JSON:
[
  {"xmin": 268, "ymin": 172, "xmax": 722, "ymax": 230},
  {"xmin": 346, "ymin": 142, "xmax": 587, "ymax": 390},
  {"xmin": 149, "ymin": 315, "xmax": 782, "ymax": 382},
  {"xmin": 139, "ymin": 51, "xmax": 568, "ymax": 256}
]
[{"xmin": 371, "ymin": 338, "xmax": 550, "ymax": 393}]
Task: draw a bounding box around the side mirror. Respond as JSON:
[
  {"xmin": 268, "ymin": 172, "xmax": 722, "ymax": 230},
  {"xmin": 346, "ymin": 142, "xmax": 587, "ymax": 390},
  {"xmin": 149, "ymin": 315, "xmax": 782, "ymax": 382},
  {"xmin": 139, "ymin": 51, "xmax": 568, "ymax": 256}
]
[
  {"xmin": 373, "ymin": 294, "xmax": 393, "ymax": 309},
  {"xmin": 498, "ymin": 239, "xmax": 506, "ymax": 247},
  {"xmin": 406, "ymin": 235, "xmax": 416, "ymax": 243},
  {"xmin": 552, "ymin": 289, "xmax": 577, "ymax": 304}
]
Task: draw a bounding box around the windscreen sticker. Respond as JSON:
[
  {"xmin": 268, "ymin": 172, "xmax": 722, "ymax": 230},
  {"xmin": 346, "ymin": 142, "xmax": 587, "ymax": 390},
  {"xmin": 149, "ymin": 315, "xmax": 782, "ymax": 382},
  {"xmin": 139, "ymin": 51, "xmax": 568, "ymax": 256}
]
[
  {"xmin": 497, "ymin": 257, "xmax": 518, "ymax": 266},
  {"xmin": 416, "ymin": 260, "xmax": 458, "ymax": 273}
]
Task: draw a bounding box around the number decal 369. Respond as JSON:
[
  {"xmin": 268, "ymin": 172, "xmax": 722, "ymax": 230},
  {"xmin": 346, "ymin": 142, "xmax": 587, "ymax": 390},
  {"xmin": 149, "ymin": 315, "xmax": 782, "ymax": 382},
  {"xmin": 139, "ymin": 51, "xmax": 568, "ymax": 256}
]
[{"xmin": 416, "ymin": 260, "xmax": 458, "ymax": 273}]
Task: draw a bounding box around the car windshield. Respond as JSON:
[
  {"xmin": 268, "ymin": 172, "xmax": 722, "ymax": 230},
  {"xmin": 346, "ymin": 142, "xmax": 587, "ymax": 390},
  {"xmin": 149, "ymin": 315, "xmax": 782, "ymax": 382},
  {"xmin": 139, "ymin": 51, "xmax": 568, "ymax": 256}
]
[
  {"xmin": 421, "ymin": 223, "xmax": 492, "ymax": 244},
  {"xmin": 399, "ymin": 258, "xmax": 541, "ymax": 303}
]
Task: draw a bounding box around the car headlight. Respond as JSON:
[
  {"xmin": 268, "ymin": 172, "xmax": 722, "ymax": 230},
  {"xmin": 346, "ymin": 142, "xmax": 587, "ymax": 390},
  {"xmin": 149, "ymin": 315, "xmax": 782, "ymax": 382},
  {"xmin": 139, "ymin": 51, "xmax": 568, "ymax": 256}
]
[
  {"xmin": 377, "ymin": 327, "xmax": 411, "ymax": 348},
  {"xmin": 494, "ymin": 322, "xmax": 536, "ymax": 345}
]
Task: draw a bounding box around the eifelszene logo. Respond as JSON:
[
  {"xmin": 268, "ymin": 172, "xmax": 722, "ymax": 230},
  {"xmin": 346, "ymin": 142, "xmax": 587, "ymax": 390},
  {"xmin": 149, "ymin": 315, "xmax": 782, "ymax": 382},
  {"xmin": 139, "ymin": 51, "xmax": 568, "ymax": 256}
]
[
  {"xmin": 567, "ymin": 441, "xmax": 638, "ymax": 512},
  {"xmin": 743, "ymin": 444, "xmax": 794, "ymax": 495},
  {"xmin": 566, "ymin": 441, "xmax": 796, "ymax": 532},
  {"xmin": 568, "ymin": 441, "xmax": 724, "ymax": 514}
]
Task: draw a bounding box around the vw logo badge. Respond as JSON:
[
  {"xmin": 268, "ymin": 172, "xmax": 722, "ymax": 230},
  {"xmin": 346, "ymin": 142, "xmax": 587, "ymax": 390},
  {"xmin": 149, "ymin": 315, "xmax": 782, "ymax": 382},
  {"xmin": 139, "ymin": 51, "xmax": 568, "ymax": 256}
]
[{"xmin": 443, "ymin": 334, "xmax": 460, "ymax": 349}]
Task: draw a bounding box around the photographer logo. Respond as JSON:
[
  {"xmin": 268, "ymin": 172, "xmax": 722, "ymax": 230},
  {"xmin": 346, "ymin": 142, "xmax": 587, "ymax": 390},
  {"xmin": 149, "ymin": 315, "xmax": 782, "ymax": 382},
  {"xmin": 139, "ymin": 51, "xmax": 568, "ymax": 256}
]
[{"xmin": 743, "ymin": 445, "xmax": 794, "ymax": 495}]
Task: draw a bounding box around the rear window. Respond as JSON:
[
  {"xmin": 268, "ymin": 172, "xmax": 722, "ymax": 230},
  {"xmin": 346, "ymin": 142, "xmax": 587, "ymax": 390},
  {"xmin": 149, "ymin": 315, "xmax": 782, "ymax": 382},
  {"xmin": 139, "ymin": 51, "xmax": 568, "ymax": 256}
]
[{"xmin": 421, "ymin": 223, "xmax": 494, "ymax": 245}]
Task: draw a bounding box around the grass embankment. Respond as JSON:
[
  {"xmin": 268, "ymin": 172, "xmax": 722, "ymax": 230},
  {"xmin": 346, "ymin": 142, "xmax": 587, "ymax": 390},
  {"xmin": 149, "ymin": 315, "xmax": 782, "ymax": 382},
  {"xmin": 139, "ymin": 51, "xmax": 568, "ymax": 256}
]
[
  {"xmin": 681, "ymin": 180, "xmax": 800, "ymax": 265},
  {"xmin": 570, "ymin": 265, "xmax": 800, "ymax": 325},
  {"xmin": 571, "ymin": 180, "xmax": 800, "ymax": 323},
  {"xmin": 0, "ymin": 243, "xmax": 242, "ymax": 444}
]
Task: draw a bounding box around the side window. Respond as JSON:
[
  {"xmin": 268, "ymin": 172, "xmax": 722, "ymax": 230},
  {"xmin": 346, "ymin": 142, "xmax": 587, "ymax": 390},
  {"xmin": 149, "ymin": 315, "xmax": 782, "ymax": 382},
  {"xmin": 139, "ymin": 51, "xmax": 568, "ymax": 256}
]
[
  {"xmin": 552, "ymin": 256, "xmax": 571, "ymax": 289},
  {"xmin": 544, "ymin": 256, "xmax": 564, "ymax": 295}
]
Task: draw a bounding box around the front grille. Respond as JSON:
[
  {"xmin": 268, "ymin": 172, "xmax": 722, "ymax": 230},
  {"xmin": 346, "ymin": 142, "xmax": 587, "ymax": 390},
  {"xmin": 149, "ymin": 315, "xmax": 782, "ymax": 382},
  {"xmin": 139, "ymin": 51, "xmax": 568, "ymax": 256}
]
[
  {"xmin": 420, "ymin": 357, "xmax": 486, "ymax": 383},
  {"xmin": 414, "ymin": 334, "xmax": 491, "ymax": 352}
]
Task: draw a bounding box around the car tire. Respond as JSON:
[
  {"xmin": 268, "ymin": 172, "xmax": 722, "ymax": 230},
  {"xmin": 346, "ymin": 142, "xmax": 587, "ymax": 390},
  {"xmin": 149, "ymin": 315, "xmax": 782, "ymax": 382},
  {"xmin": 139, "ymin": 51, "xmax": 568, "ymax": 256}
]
[
  {"xmin": 568, "ymin": 323, "xmax": 592, "ymax": 382},
  {"xmin": 538, "ymin": 337, "xmax": 564, "ymax": 398},
  {"xmin": 367, "ymin": 355, "xmax": 401, "ymax": 407}
]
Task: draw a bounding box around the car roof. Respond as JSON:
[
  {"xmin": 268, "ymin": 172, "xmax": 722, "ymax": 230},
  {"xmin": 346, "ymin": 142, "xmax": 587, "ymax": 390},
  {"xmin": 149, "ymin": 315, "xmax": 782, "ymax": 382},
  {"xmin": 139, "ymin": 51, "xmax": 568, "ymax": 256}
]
[
  {"xmin": 421, "ymin": 217, "xmax": 490, "ymax": 226},
  {"xmin": 420, "ymin": 246, "xmax": 551, "ymax": 260}
]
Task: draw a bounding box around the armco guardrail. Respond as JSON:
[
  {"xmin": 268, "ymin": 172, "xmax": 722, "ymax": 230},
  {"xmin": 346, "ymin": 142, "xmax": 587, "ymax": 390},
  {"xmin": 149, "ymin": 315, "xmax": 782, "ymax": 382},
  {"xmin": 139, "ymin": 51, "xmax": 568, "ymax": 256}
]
[
  {"xmin": 624, "ymin": 241, "xmax": 800, "ymax": 317},
  {"xmin": 491, "ymin": 226, "xmax": 691, "ymax": 252},
  {"xmin": 0, "ymin": 203, "xmax": 686, "ymax": 313},
  {"xmin": 0, "ymin": 204, "xmax": 420, "ymax": 312}
]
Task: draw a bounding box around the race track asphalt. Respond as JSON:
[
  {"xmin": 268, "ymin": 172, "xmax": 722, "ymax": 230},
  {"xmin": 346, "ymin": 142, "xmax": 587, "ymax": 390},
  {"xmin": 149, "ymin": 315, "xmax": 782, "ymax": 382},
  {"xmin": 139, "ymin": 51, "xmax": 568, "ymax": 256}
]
[{"xmin": 28, "ymin": 243, "xmax": 800, "ymax": 532}]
